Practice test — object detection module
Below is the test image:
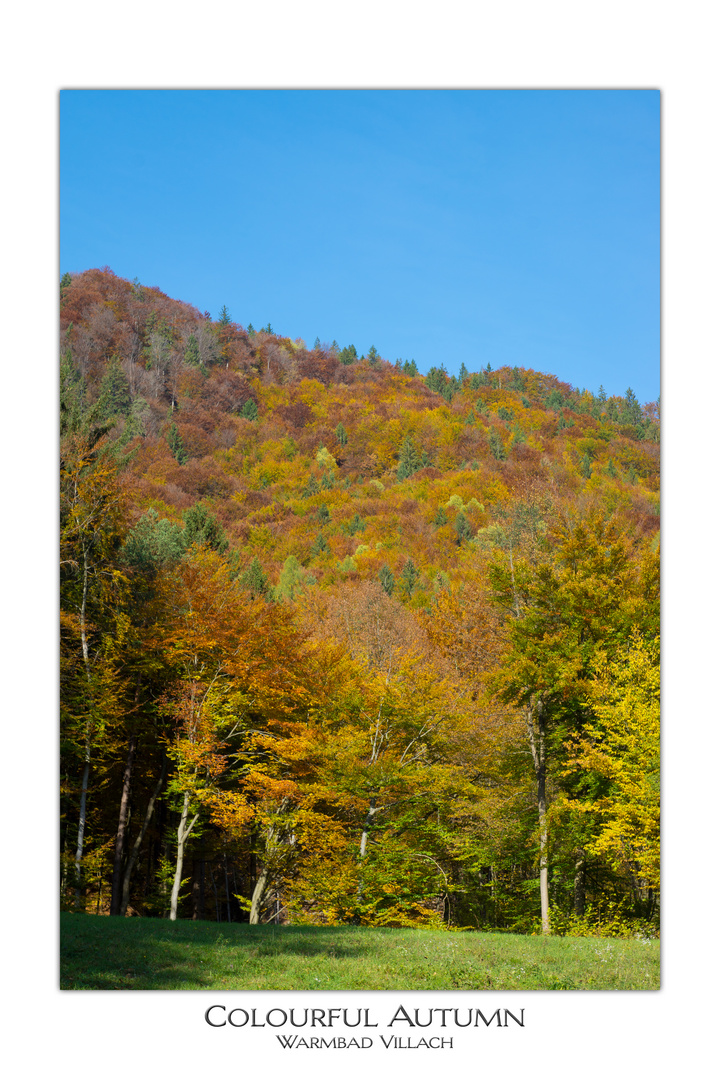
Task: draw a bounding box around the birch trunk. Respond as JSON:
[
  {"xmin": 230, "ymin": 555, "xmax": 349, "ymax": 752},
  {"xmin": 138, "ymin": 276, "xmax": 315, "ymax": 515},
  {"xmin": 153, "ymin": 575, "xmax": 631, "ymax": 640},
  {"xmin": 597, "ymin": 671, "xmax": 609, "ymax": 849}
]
[
  {"xmin": 74, "ymin": 547, "xmax": 92, "ymax": 908},
  {"xmin": 526, "ymin": 699, "xmax": 550, "ymax": 935},
  {"xmin": 169, "ymin": 791, "xmax": 198, "ymax": 920}
]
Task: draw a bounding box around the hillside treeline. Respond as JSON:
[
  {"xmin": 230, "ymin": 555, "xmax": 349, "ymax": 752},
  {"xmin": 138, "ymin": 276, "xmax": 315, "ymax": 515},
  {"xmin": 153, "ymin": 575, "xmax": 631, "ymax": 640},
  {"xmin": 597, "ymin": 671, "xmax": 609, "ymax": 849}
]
[{"xmin": 60, "ymin": 268, "xmax": 659, "ymax": 935}]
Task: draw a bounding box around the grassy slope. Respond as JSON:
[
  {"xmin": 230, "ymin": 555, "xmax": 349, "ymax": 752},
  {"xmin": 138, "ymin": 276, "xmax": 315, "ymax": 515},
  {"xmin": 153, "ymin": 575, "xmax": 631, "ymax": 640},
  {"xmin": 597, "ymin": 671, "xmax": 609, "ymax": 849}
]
[{"xmin": 60, "ymin": 914, "xmax": 659, "ymax": 991}]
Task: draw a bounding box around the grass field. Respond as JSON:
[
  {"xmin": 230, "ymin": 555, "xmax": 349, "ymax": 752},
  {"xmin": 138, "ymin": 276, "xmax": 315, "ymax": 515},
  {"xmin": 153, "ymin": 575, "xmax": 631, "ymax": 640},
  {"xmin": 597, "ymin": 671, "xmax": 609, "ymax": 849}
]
[{"xmin": 60, "ymin": 913, "xmax": 659, "ymax": 991}]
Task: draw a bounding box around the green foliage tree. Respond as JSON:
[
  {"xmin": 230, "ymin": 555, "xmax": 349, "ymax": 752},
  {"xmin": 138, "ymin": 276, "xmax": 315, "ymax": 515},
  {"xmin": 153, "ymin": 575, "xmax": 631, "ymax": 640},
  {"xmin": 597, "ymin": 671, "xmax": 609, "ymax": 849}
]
[
  {"xmin": 488, "ymin": 431, "xmax": 506, "ymax": 460},
  {"xmin": 397, "ymin": 437, "xmax": 421, "ymax": 481},
  {"xmin": 167, "ymin": 423, "xmax": 188, "ymax": 465},
  {"xmin": 402, "ymin": 359, "xmax": 419, "ymax": 376},
  {"xmin": 400, "ymin": 558, "xmax": 419, "ymax": 596},
  {"xmin": 182, "ymin": 503, "xmax": 229, "ymax": 553},
  {"xmin": 241, "ymin": 556, "xmax": 270, "ymax": 598},
  {"xmin": 454, "ymin": 510, "xmax": 474, "ymax": 545},
  {"xmin": 241, "ymin": 399, "xmax": 258, "ymax": 421},
  {"xmin": 98, "ymin": 357, "xmax": 132, "ymax": 421},
  {"xmin": 339, "ymin": 344, "xmax": 358, "ymax": 365},
  {"xmin": 378, "ymin": 565, "xmax": 395, "ymax": 596},
  {"xmin": 184, "ymin": 334, "xmax": 201, "ymax": 367},
  {"xmin": 335, "ymin": 422, "xmax": 348, "ymax": 447},
  {"xmin": 122, "ymin": 509, "xmax": 186, "ymax": 572}
]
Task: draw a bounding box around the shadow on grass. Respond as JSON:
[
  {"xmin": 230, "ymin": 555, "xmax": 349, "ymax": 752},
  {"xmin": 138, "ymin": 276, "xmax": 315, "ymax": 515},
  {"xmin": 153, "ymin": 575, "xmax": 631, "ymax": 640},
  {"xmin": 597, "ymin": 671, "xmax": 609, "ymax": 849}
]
[{"xmin": 60, "ymin": 913, "xmax": 380, "ymax": 990}]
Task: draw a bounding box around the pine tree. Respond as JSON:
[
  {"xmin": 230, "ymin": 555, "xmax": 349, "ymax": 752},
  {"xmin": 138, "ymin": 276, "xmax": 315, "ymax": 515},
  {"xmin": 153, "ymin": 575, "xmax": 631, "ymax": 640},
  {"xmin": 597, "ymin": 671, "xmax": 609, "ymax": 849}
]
[
  {"xmin": 367, "ymin": 345, "xmax": 379, "ymax": 364},
  {"xmin": 459, "ymin": 362, "xmax": 469, "ymax": 383},
  {"xmin": 402, "ymin": 359, "xmax": 419, "ymax": 377},
  {"xmin": 378, "ymin": 565, "xmax": 395, "ymax": 596},
  {"xmin": 304, "ymin": 476, "xmax": 320, "ymax": 498},
  {"xmin": 397, "ymin": 437, "xmax": 421, "ymax": 480},
  {"xmin": 433, "ymin": 506, "xmax": 448, "ymax": 527},
  {"xmin": 400, "ymin": 558, "xmax": 419, "ymax": 596},
  {"xmin": 184, "ymin": 334, "xmax": 201, "ymax": 366},
  {"xmin": 316, "ymin": 503, "xmax": 331, "ymax": 524},
  {"xmin": 241, "ymin": 399, "xmax": 258, "ymax": 421},
  {"xmin": 241, "ymin": 556, "xmax": 269, "ymax": 598},
  {"xmin": 311, "ymin": 534, "xmax": 330, "ymax": 555},
  {"xmin": 98, "ymin": 356, "xmax": 132, "ymax": 420},
  {"xmin": 168, "ymin": 423, "xmax": 188, "ymax": 464},
  {"xmin": 488, "ymin": 431, "xmax": 506, "ymax": 461},
  {"xmin": 182, "ymin": 503, "xmax": 228, "ymax": 553},
  {"xmin": 218, "ymin": 305, "xmax": 231, "ymax": 325},
  {"xmin": 580, "ymin": 452, "xmax": 593, "ymax": 479},
  {"xmin": 455, "ymin": 510, "xmax": 473, "ymax": 545}
]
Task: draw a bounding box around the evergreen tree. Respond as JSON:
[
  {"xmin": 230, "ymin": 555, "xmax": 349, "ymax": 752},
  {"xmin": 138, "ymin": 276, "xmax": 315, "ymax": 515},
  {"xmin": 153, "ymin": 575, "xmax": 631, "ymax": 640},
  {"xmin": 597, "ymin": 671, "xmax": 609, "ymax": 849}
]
[
  {"xmin": 168, "ymin": 423, "xmax": 188, "ymax": 464},
  {"xmin": 433, "ymin": 506, "xmax": 448, "ymax": 527},
  {"xmin": 241, "ymin": 399, "xmax": 258, "ymax": 421},
  {"xmin": 580, "ymin": 452, "xmax": 593, "ymax": 479},
  {"xmin": 182, "ymin": 503, "xmax": 229, "ymax": 553},
  {"xmin": 241, "ymin": 556, "xmax": 269, "ymax": 598},
  {"xmin": 311, "ymin": 533, "xmax": 330, "ymax": 555},
  {"xmin": 459, "ymin": 362, "xmax": 469, "ymax": 383},
  {"xmin": 316, "ymin": 503, "xmax": 331, "ymax": 524},
  {"xmin": 400, "ymin": 558, "xmax": 419, "ymax": 596},
  {"xmin": 622, "ymin": 387, "xmax": 643, "ymax": 426},
  {"xmin": 313, "ymin": 337, "xmax": 321, "ymax": 349},
  {"xmin": 425, "ymin": 365, "xmax": 448, "ymax": 394},
  {"xmin": 321, "ymin": 472, "xmax": 334, "ymax": 491},
  {"xmin": 339, "ymin": 344, "xmax": 358, "ymax": 365},
  {"xmin": 97, "ymin": 356, "xmax": 132, "ymax": 421},
  {"xmin": 455, "ymin": 510, "xmax": 474, "ymax": 544},
  {"xmin": 304, "ymin": 476, "xmax": 320, "ymax": 498},
  {"xmin": 60, "ymin": 271, "xmax": 72, "ymax": 297},
  {"xmin": 347, "ymin": 512, "xmax": 366, "ymax": 535},
  {"xmin": 184, "ymin": 333, "xmax": 201, "ymax": 366},
  {"xmin": 469, "ymin": 373, "xmax": 482, "ymax": 390},
  {"xmin": 218, "ymin": 305, "xmax": 231, "ymax": 325},
  {"xmin": 378, "ymin": 564, "xmax": 395, "ymax": 596},
  {"xmin": 488, "ymin": 431, "xmax": 506, "ymax": 461},
  {"xmin": 402, "ymin": 359, "xmax": 419, "ymax": 377},
  {"xmin": 397, "ymin": 437, "xmax": 421, "ymax": 480},
  {"xmin": 122, "ymin": 508, "xmax": 186, "ymax": 572},
  {"xmin": 247, "ymin": 323, "xmax": 256, "ymax": 336},
  {"xmin": 335, "ymin": 422, "xmax": 348, "ymax": 447},
  {"xmin": 367, "ymin": 345, "xmax": 379, "ymax": 364}
]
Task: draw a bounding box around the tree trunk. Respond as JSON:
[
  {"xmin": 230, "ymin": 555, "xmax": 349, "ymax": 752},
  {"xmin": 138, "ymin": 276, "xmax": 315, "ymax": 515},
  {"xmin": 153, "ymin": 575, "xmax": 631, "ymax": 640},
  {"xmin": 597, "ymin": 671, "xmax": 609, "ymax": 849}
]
[
  {"xmin": 169, "ymin": 791, "xmax": 198, "ymax": 920},
  {"xmin": 120, "ymin": 761, "xmax": 166, "ymax": 916},
  {"xmin": 74, "ymin": 547, "xmax": 92, "ymax": 908},
  {"xmin": 110, "ymin": 734, "xmax": 137, "ymax": 915},
  {"xmin": 526, "ymin": 699, "xmax": 550, "ymax": 935},
  {"xmin": 574, "ymin": 849, "xmax": 586, "ymax": 918},
  {"xmin": 357, "ymin": 797, "xmax": 379, "ymax": 904},
  {"xmin": 249, "ymin": 869, "xmax": 268, "ymax": 925}
]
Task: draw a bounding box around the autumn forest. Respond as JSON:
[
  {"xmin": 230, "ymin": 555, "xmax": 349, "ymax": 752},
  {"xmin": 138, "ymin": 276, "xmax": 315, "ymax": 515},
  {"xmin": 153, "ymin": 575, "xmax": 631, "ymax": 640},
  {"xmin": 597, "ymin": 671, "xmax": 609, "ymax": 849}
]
[{"xmin": 60, "ymin": 268, "xmax": 660, "ymax": 937}]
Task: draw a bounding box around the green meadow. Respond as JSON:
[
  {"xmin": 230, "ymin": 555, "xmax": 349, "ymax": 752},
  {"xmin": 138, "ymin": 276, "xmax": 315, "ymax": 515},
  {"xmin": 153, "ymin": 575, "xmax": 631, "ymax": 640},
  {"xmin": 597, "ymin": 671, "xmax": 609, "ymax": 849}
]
[{"xmin": 60, "ymin": 913, "xmax": 659, "ymax": 991}]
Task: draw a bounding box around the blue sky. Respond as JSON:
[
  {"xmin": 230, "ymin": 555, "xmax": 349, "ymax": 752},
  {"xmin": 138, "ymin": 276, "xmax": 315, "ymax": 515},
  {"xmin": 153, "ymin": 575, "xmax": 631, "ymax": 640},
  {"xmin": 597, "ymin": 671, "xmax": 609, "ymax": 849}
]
[{"xmin": 60, "ymin": 89, "xmax": 659, "ymax": 403}]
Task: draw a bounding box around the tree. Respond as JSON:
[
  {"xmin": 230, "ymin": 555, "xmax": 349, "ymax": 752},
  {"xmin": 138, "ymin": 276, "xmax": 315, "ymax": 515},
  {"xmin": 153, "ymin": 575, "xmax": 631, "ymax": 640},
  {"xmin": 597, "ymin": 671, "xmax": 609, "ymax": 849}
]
[
  {"xmin": 455, "ymin": 510, "xmax": 474, "ymax": 545},
  {"xmin": 561, "ymin": 632, "xmax": 660, "ymax": 903},
  {"xmin": 400, "ymin": 558, "xmax": 419, "ymax": 596},
  {"xmin": 378, "ymin": 565, "xmax": 395, "ymax": 596},
  {"xmin": 335, "ymin": 422, "xmax": 348, "ymax": 447},
  {"xmin": 241, "ymin": 399, "xmax": 258, "ymax": 421},
  {"xmin": 182, "ymin": 503, "xmax": 228, "ymax": 554},
  {"xmin": 241, "ymin": 556, "xmax": 270, "ymax": 598},
  {"xmin": 397, "ymin": 437, "xmax": 421, "ymax": 481},
  {"xmin": 486, "ymin": 507, "xmax": 641, "ymax": 933},
  {"xmin": 167, "ymin": 423, "xmax": 188, "ymax": 464}
]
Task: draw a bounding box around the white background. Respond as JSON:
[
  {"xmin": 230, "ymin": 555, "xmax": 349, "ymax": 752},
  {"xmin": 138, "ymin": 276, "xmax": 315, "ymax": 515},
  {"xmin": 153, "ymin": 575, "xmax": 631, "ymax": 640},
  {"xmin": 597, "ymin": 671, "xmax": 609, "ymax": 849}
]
[{"xmin": 3, "ymin": 2, "xmax": 717, "ymax": 1077}]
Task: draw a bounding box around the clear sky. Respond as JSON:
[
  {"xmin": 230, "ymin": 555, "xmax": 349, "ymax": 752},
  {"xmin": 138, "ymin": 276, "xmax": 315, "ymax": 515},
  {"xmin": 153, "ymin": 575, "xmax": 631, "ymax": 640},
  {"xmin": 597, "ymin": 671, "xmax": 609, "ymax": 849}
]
[{"xmin": 60, "ymin": 89, "xmax": 659, "ymax": 403}]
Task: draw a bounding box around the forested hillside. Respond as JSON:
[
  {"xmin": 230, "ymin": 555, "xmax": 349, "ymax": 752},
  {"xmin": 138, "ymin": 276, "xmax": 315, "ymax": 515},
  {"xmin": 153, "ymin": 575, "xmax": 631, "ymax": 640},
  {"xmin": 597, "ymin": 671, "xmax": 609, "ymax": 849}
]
[{"xmin": 60, "ymin": 267, "xmax": 659, "ymax": 935}]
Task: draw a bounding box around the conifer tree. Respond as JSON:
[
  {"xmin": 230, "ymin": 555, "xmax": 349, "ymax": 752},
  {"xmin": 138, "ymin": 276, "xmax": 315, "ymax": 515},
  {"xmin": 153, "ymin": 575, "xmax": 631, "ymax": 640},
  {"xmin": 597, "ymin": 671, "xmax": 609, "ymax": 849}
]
[
  {"xmin": 168, "ymin": 423, "xmax": 188, "ymax": 464},
  {"xmin": 397, "ymin": 437, "xmax": 421, "ymax": 480},
  {"xmin": 378, "ymin": 564, "xmax": 395, "ymax": 596},
  {"xmin": 241, "ymin": 399, "xmax": 258, "ymax": 421},
  {"xmin": 400, "ymin": 558, "xmax": 419, "ymax": 596},
  {"xmin": 182, "ymin": 503, "xmax": 228, "ymax": 553},
  {"xmin": 335, "ymin": 422, "xmax": 348, "ymax": 447},
  {"xmin": 241, "ymin": 556, "xmax": 269, "ymax": 597}
]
